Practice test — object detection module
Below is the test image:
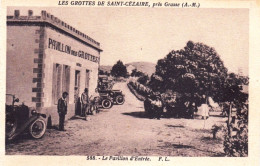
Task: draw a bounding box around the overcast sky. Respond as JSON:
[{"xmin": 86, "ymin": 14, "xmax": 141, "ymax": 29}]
[{"xmin": 7, "ymin": 7, "xmax": 249, "ymax": 75}]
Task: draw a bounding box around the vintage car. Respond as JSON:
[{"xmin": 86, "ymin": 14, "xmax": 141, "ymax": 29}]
[
  {"xmin": 98, "ymin": 75, "xmax": 114, "ymax": 91},
  {"xmin": 6, "ymin": 94, "xmax": 47, "ymax": 141},
  {"xmin": 98, "ymin": 89, "xmax": 125, "ymax": 109}
]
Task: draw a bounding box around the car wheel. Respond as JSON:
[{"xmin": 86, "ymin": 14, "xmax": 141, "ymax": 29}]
[
  {"xmin": 101, "ymin": 99, "xmax": 112, "ymax": 109},
  {"xmin": 29, "ymin": 118, "xmax": 46, "ymax": 139},
  {"xmin": 6, "ymin": 113, "xmax": 17, "ymax": 139},
  {"xmin": 115, "ymin": 95, "xmax": 125, "ymax": 105}
]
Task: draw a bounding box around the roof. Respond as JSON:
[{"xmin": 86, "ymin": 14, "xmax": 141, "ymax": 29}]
[{"xmin": 7, "ymin": 10, "xmax": 102, "ymax": 52}]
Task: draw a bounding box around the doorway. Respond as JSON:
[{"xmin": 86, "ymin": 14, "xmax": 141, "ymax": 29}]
[
  {"xmin": 85, "ymin": 70, "xmax": 90, "ymax": 90},
  {"xmin": 74, "ymin": 70, "xmax": 81, "ymax": 115}
]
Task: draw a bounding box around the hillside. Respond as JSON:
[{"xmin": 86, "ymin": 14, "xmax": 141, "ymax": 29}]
[
  {"xmin": 99, "ymin": 65, "xmax": 112, "ymax": 73},
  {"xmin": 126, "ymin": 62, "xmax": 156, "ymax": 76},
  {"xmin": 100, "ymin": 61, "xmax": 156, "ymax": 76}
]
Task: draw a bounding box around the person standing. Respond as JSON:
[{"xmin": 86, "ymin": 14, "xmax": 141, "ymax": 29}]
[
  {"xmin": 58, "ymin": 92, "xmax": 68, "ymax": 131},
  {"xmin": 81, "ymin": 88, "xmax": 89, "ymax": 119},
  {"xmin": 197, "ymin": 94, "xmax": 209, "ymax": 119},
  {"xmin": 149, "ymin": 94, "xmax": 163, "ymax": 120},
  {"xmin": 153, "ymin": 95, "xmax": 163, "ymax": 120}
]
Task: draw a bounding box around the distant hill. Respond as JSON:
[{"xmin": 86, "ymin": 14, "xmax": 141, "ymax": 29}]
[
  {"xmin": 100, "ymin": 62, "xmax": 156, "ymax": 76},
  {"xmin": 126, "ymin": 62, "xmax": 156, "ymax": 76},
  {"xmin": 99, "ymin": 65, "xmax": 112, "ymax": 73}
]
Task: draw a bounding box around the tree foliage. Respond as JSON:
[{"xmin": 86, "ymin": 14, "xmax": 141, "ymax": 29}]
[
  {"xmin": 137, "ymin": 74, "xmax": 149, "ymax": 85},
  {"xmin": 131, "ymin": 69, "xmax": 145, "ymax": 77},
  {"xmin": 223, "ymin": 102, "xmax": 248, "ymax": 157},
  {"xmin": 99, "ymin": 69, "xmax": 110, "ymax": 76},
  {"xmin": 149, "ymin": 41, "xmax": 229, "ymax": 102},
  {"xmin": 222, "ymin": 73, "xmax": 248, "ymax": 103},
  {"xmin": 222, "ymin": 72, "xmax": 248, "ymax": 157},
  {"xmin": 111, "ymin": 60, "xmax": 127, "ymax": 78}
]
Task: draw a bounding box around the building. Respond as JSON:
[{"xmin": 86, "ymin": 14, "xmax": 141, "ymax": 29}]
[{"xmin": 6, "ymin": 10, "xmax": 102, "ymax": 125}]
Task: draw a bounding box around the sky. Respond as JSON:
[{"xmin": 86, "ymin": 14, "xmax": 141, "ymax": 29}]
[{"xmin": 7, "ymin": 7, "xmax": 249, "ymax": 75}]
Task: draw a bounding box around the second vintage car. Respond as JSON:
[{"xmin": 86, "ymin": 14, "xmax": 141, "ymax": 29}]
[{"xmin": 98, "ymin": 89, "xmax": 125, "ymax": 109}]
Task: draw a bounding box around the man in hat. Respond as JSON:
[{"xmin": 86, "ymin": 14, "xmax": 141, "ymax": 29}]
[
  {"xmin": 81, "ymin": 88, "xmax": 89, "ymax": 119},
  {"xmin": 58, "ymin": 92, "xmax": 69, "ymax": 131},
  {"xmin": 154, "ymin": 95, "xmax": 164, "ymax": 119},
  {"xmin": 150, "ymin": 94, "xmax": 163, "ymax": 120}
]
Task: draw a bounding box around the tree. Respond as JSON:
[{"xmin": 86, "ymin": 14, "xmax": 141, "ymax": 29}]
[
  {"xmin": 99, "ymin": 69, "xmax": 110, "ymax": 76},
  {"xmin": 222, "ymin": 72, "xmax": 248, "ymax": 157},
  {"xmin": 222, "ymin": 73, "xmax": 248, "ymax": 103},
  {"xmin": 149, "ymin": 41, "xmax": 228, "ymax": 103},
  {"xmin": 111, "ymin": 60, "xmax": 127, "ymax": 78},
  {"xmin": 137, "ymin": 74, "xmax": 149, "ymax": 85},
  {"xmin": 99, "ymin": 69, "xmax": 105, "ymax": 75},
  {"xmin": 147, "ymin": 41, "xmax": 248, "ymax": 155},
  {"xmin": 131, "ymin": 69, "xmax": 145, "ymax": 77}
]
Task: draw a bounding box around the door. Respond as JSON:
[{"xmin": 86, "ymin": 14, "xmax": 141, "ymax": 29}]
[
  {"xmin": 85, "ymin": 70, "xmax": 90, "ymax": 90},
  {"xmin": 74, "ymin": 70, "xmax": 81, "ymax": 115}
]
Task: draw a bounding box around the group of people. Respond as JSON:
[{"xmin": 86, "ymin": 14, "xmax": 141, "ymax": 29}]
[
  {"xmin": 144, "ymin": 92, "xmax": 211, "ymax": 120},
  {"xmin": 57, "ymin": 88, "xmax": 90, "ymax": 131},
  {"xmin": 144, "ymin": 94, "xmax": 164, "ymax": 120}
]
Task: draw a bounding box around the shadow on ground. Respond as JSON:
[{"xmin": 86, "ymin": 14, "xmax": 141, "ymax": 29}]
[
  {"xmin": 209, "ymin": 114, "xmax": 226, "ymax": 118},
  {"xmin": 122, "ymin": 111, "xmax": 192, "ymax": 120},
  {"xmin": 69, "ymin": 116, "xmax": 85, "ymax": 120},
  {"xmin": 158, "ymin": 142, "xmax": 225, "ymax": 157},
  {"xmin": 5, "ymin": 133, "xmax": 37, "ymax": 145},
  {"xmin": 122, "ymin": 111, "xmax": 149, "ymax": 119},
  {"xmin": 165, "ymin": 124, "xmax": 185, "ymax": 128}
]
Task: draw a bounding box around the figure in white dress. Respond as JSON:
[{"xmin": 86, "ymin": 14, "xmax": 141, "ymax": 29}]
[{"xmin": 197, "ymin": 95, "xmax": 209, "ymax": 119}]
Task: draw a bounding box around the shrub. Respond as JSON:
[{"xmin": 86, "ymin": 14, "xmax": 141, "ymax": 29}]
[
  {"xmin": 137, "ymin": 75, "xmax": 149, "ymax": 85},
  {"xmin": 223, "ymin": 103, "xmax": 248, "ymax": 157},
  {"xmin": 211, "ymin": 124, "xmax": 224, "ymax": 139}
]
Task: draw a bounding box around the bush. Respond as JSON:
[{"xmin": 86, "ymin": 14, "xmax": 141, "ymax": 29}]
[
  {"xmin": 131, "ymin": 69, "xmax": 145, "ymax": 77},
  {"xmin": 211, "ymin": 124, "xmax": 224, "ymax": 139},
  {"xmin": 223, "ymin": 103, "xmax": 248, "ymax": 157},
  {"xmin": 128, "ymin": 81, "xmax": 153, "ymax": 97},
  {"xmin": 137, "ymin": 75, "xmax": 149, "ymax": 85}
]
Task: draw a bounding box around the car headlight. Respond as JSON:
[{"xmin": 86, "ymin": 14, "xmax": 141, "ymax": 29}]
[{"xmin": 31, "ymin": 110, "xmax": 37, "ymax": 115}]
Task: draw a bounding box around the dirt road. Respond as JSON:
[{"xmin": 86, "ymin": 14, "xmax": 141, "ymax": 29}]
[{"xmin": 6, "ymin": 82, "xmax": 226, "ymax": 156}]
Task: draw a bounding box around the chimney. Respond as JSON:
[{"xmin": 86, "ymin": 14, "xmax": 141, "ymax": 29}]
[
  {"xmin": 41, "ymin": 10, "xmax": 46, "ymax": 20},
  {"xmin": 14, "ymin": 10, "xmax": 20, "ymax": 18},
  {"xmin": 28, "ymin": 10, "xmax": 33, "ymax": 17}
]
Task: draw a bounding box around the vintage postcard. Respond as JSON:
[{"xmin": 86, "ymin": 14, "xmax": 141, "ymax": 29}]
[{"xmin": 0, "ymin": 0, "xmax": 260, "ymax": 166}]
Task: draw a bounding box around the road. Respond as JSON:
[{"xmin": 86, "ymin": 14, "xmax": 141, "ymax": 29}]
[{"xmin": 6, "ymin": 82, "xmax": 226, "ymax": 156}]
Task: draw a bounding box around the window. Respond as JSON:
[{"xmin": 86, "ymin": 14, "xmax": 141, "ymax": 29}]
[
  {"xmin": 85, "ymin": 70, "xmax": 90, "ymax": 89},
  {"xmin": 53, "ymin": 64, "xmax": 72, "ymax": 104},
  {"xmin": 75, "ymin": 70, "xmax": 80, "ymax": 88},
  {"xmin": 52, "ymin": 63, "xmax": 62, "ymax": 104},
  {"xmin": 62, "ymin": 65, "xmax": 70, "ymax": 103}
]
